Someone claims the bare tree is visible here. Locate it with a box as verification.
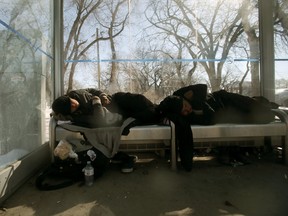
[64,0,129,92]
[274,0,288,53]
[239,0,260,95]
[0,0,30,81]
[121,45,205,102]
[96,0,129,92]
[0,0,51,153]
[143,0,247,91]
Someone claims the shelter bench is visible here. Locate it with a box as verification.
[49,109,288,171]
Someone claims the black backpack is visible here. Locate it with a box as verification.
[35,147,109,190]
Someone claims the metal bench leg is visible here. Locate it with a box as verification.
[170,121,177,171]
[273,109,288,165]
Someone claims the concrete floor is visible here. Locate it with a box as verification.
[0,152,288,216]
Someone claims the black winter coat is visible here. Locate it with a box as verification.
[67,88,107,127]
[174,84,276,125]
[106,92,162,125]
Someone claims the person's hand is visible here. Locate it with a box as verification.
[92,96,101,105]
[184,90,194,101]
[100,94,111,106]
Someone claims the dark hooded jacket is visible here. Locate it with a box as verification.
[105,92,162,125]
[174,84,277,125]
[67,88,111,128]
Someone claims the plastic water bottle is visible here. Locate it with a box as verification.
[83,161,94,186]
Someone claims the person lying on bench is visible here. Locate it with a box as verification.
[52,88,162,127]
[158,84,279,169]
[51,88,140,173]
[171,84,278,124]
[51,88,122,127]
[51,88,163,173]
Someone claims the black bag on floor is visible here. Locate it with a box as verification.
[35,147,109,191]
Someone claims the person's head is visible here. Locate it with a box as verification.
[52,95,79,115]
[181,99,193,116]
[158,95,192,116]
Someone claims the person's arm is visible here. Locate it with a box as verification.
[85,88,111,106]
[90,96,107,127]
[173,84,207,98]
[85,88,104,96]
[71,96,107,128]
[173,84,208,110]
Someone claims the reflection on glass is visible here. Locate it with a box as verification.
[0,0,52,169]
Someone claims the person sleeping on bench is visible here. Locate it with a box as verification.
[51,88,163,174]
[158,84,279,170]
